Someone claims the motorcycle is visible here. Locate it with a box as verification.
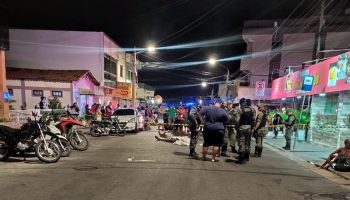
[56,109,89,151]
[90,117,126,137]
[41,117,72,157]
[0,111,61,163]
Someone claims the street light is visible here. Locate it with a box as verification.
[133,44,156,107]
[207,57,230,102]
[201,82,207,87]
[208,57,217,66]
[147,45,156,53]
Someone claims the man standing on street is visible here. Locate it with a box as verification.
[221,100,240,157]
[199,99,229,162]
[168,106,177,130]
[253,103,268,157]
[283,109,296,150]
[237,98,255,164]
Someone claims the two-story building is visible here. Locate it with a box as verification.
[6,29,138,108]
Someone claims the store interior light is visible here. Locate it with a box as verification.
[282,98,286,101]
[319,93,326,97]
[297,96,302,99]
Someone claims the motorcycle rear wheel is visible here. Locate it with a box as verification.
[0,140,10,161]
[35,140,61,163]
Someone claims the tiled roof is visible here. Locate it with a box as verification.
[6,67,100,86]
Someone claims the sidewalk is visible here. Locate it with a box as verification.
[264,132,350,180]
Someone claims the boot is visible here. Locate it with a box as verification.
[254,146,259,157]
[231,145,238,153]
[237,153,246,164]
[282,145,290,150]
[221,145,229,157]
[189,149,199,157]
[258,147,263,157]
[245,152,250,162]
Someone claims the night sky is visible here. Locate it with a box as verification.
[3,0,321,98]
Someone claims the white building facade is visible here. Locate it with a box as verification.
[6,29,136,108]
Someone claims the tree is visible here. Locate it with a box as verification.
[48,97,64,109]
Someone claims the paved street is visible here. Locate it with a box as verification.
[0,129,349,200]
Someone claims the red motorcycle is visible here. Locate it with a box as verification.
[56,110,89,151]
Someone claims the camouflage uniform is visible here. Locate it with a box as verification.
[284,114,296,150]
[222,106,240,154]
[188,109,199,156]
[254,110,268,157]
[237,106,254,163]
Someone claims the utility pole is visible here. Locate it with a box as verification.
[313,0,326,64]
[309,0,326,143]
[225,69,230,102]
[132,47,137,108]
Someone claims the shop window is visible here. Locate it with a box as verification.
[324,94,338,115]
[104,55,117,88]
[32,90,43,97]
[8,88,13,96]
[52,91,63,97]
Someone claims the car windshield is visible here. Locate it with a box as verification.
[113,109,135,116]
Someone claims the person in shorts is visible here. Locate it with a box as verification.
[157,105,166,133]
[199,98,229,162]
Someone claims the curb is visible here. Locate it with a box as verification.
[265,141,350,181]
[263,141,286,152]
[307,161,350,181]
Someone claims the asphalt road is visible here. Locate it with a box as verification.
[0,129,349,200]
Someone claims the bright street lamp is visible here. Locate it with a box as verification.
[201,82,207,87]
[147,45,156,53]
[208,57,217,66]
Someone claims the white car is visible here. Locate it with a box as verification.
[112,108,144,132]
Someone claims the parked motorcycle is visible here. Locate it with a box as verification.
[0,112,61,163]
[56,110,89,151]
[41,117,72,157]
[90,117,127,137]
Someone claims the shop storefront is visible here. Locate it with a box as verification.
[271,51,350,147]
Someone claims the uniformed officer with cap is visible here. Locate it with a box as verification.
[253,103,268,157]
[221,99,240,156]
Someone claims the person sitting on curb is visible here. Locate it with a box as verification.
[321,139,350,171]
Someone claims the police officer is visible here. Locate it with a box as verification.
[221,100,240,157]
[188,107,200,157]
[237,98,255,164]
[253,103,268,157]
[283,109,296,150]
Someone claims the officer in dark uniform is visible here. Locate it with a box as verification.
[237,98,255,164]
[283,110,296,150]
[188,107,200,157]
